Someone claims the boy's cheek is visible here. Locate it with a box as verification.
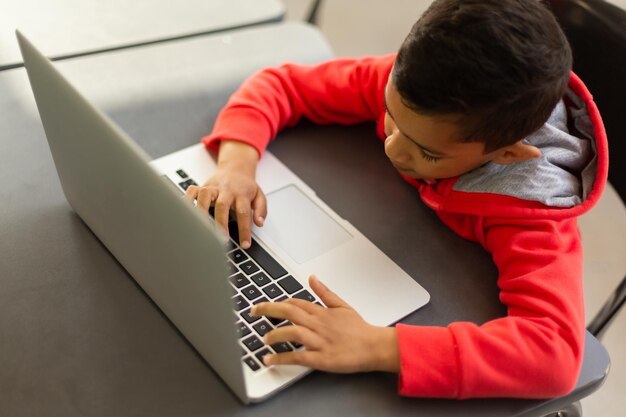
[383,114,394,137]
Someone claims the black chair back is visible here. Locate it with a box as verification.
[549,0,626,200]
[548,0,626,339]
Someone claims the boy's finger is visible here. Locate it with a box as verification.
[196,188,217,212]
[252,188,267,227]
[251,302,310,326]
[282,297,324,314]
[263,324,321,350]
[263,350,318,368]
[309,275,349,309]
[234,197,252,249]
[214,194,233,238]
[184,184,200,201]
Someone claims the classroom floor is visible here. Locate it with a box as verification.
[281,1,626,415]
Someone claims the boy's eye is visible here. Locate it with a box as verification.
[420,150,441,163]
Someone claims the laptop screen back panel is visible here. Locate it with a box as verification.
[17,32,249,403]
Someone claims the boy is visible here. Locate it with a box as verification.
[185,0,608,398]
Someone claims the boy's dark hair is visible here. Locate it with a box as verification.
[392,0,572,153]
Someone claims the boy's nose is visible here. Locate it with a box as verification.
[384,133,411,163]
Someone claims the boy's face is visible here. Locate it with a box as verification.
[383,80,497,181]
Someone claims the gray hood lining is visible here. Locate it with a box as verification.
[452,88,598,208]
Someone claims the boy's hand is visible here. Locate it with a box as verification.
[184,141,266,249]
[251,275,401,374]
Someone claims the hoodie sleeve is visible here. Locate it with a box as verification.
[201,55,394,156]
[396,215,585,398]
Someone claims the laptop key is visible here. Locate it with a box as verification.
[240,308,261,324]
[277,275,303,294]
[253,320,273,337]
[235,321,251,338]
[267,316,285,326]
[271,342,293,353]
[232,295,249,312]
[250,272,271,287]
[245,239,288,279]
[242,335,264,352]
[243,356,261,371]
[241,285,263,301]
[292,289,316,303]
[228,249,249,264]
[262,283,285,299]
[255,347,274,366]
[228,221,240,243]
[253,296,269,305]
[239,260,260,276]
[178,178,197,190]
[229,273,250,289]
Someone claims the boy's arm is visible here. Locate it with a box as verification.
[252,216,585,398]
[196,55,394,246]
[396,216,585,398]
[203,55,393,157]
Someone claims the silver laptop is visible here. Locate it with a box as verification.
[17,31,429,403]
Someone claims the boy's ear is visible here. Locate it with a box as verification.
[490,141,542,165]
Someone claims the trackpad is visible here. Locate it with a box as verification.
[253,185,352,264]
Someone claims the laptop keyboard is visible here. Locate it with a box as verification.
[176,170,320,372]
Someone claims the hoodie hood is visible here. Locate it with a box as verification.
[406,72,608,220]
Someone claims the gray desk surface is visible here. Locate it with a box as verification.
[0,0,284,70]
[0,22,609,417]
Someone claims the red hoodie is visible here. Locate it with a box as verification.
[201,54,609,399]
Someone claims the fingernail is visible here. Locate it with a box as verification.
[258,217,265,226]
[263,355,272,365]
[250,306,257,315]
[242,240,250,249]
